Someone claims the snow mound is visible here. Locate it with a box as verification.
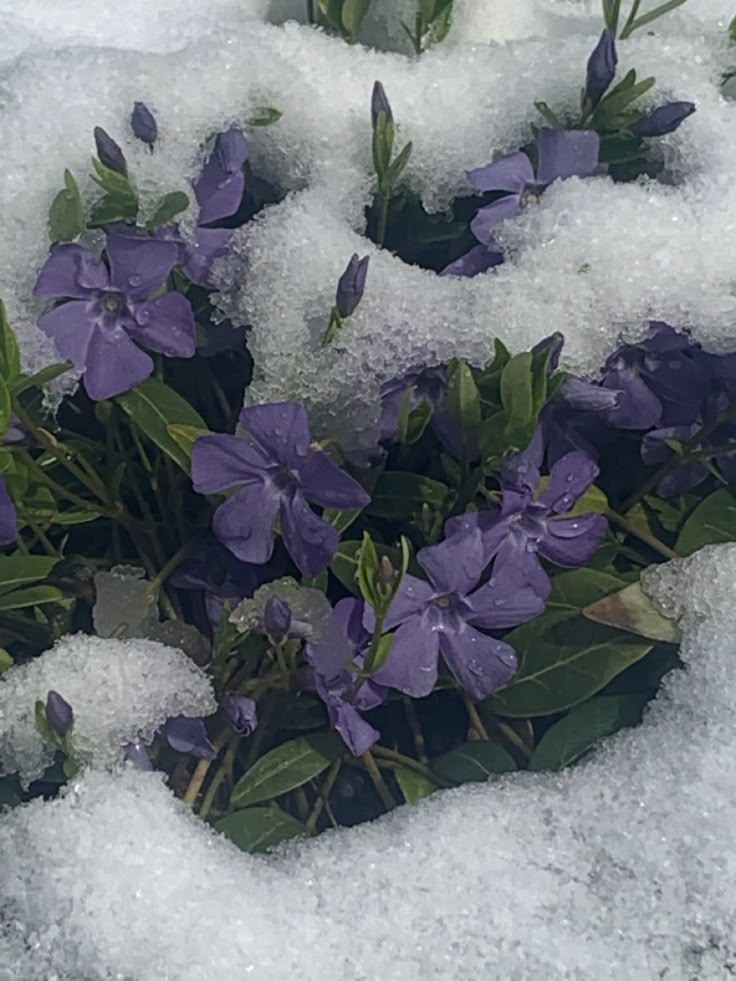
[0,634,215,786]
[2,545,736,979]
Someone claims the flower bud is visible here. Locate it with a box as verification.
[631,102,695,138]
[131,102,157,147]
[377,555,395,586]
[263,596,292,642]
[585,30,617,108]
[335,254,369,319]
[222,694,258,736]
[123,741,153,770]
[46,690,73,736]
[371,81,393,129]
[93,126,127,176]
[532,332,564,374]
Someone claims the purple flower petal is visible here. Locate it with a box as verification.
[439,626,517,701]
[0,478,17,546]
[106,234,179,301]
[471,195,524,243]
[603,367,662,429]
[123,741,154,770]
[440,244,504,278]
[494,537,551,600]
[195,127,248,225]
[129,292,196,358]
[299,451,370,510]
[84,327,153,400]
[376,574,435,631]
[162,715,216,759]
[559,376,621,412]
[238,402,311,468]
[535,128,600,185]
[586,29,617,108]
[182,227,232,287]
[34,244,109,299]
[212,483,280,564]
[467,152,534,193]
[371,616,439,698]
[279,492,338,577]
[192,434,272,493]
[416,529,485,596]
[465,568,545,629]
[222,694,257,735]
[38,300,97,369]
[316,678,380,757]
[538,450,600,514]
[540,513,608,567]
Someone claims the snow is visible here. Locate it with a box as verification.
[0,0,734,445]
[1,545,735,978]
[0,634,215,786]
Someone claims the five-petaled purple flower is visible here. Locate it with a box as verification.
[192,402,370,577]
[447,430,608,600]
[34,234,196,400]
[307,598,386,756]
[364,529,544,701]
[468,128,600,245]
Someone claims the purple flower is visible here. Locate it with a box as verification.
[641,423,708,496]
[440,243,504,279]
[193,127,248,226]
[307,598,385,757]
[170,536,262,624]
[161,715,216,759]
[34,235,196,400]
[335,254,369,318]
[364,530,544,701]
[0,479,17,547]
[602,322,710,430]
[46,690,73,736]
[94,126,127,176]
[371,81,393,127]
[631,102,695,138]
[379,365,471,457]
[222,694,258,736]
[191,402,370,577]
[263,596,292,641]
[586,30,617,108]
[468,128,600,243]
[123,741,154,770]
[131,102,157,147]
[447,431,608,600]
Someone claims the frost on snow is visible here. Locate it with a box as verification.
[1,545,736,979]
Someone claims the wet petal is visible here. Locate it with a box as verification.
[106,233,179,301]
[212,482,280,564]
[540,513,608,567]
[84,328,153,400]
[34,244,109,299]
[38,300,97,369]
[494,537,551,600]
[299,451,370,510]
[162,716,216,759]
[371,616,439,697]
[280,492,338,577]
[417,528,485,596]
[238,402,311,467]
[470,195,524,244]
[375,574,435,631]
[439,625,518,701]
[535,128,600,185]
[603,367,662,430]
[539,450,600,514]
[194,128,248,225]
[467,152,534,193]
[181,227,232,287]
[440,244,504,278]
[191,434,272,493]
[465,568,545,629]
[129,292,196,359]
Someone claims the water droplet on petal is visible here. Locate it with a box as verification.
[128,274,142,287]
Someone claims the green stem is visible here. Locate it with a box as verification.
[462,692,489,741]
[606,509,679,561]
[371,745,453,788]
[17,450,108,515]
[199,734,240,820]
[305,756,342,836]
[403,696,427,763]
[376,192,390,248]
[306,0,316,24]
[149,540,194,591]
[361,750,397,811]
[619,0,642,38]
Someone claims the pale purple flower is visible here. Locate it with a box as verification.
[34,234,196,400]
[46,691,73,736]
[193,127,248,225]
[586,30,617,108]
[161,715,216,759]
[170,536,262,623]
[94,126,127,175]
[335,254,369,318]
[468,128,600,243]
[191,402,370,577]
[123,741,154,770]
[131,102,157,147]
[447,430,608,600]
[0,479,16,547]
[631,102,695,138]
[222,694,258,736]
[365,530,544,701]
[307,598,385,757]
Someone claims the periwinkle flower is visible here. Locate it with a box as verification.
[192,402,370,577]
[379,365,471,458]
[46,690,73,736]
[34,234,196,400]
[263,596,292,642]
[468,128,600,244]
[123,741,154,771]
[161,715,216,760]
[364,530,545,701]
[335,254,369,318]
[586,29,618,108]
[440,242,504,279]
[222,694,258,736]
[307,598,385,757]
[371,81,393,127]
[93,126,127,176]
[193,126,249,225]
[0,479,16,547]
[447,431,608,600]
[131,102,157,147]
[170,536,262,624]
[631,101,696,138]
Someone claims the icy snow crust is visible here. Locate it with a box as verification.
[1,0,736,444]
[1,545,736,979]
[0,634,215,786]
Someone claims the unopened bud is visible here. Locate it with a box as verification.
[93,126,127,176]
[131,102,157,147]
[263,596,292,642]
[222,694,258,735]
[335,254,369,319]
[371,81,393,129]
[377,555,395,586]
[46,690,73,736]
[631,101,695,138]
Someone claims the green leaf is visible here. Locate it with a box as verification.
[485,614,652,718]
[13,360,72,394]
[0,585,65,611]
[166,424,211,463]
[48,170,85,244]
[148,191,190,228]
[645,494,687,533]
[675,488,736,556]
[476,337,511,406]
[730,13,736,41]
[500,353,534,433]
[368,472,448,519]
[620,0,688,38]
[545,567,625,614]
[215,806,305,853]
[370,632,394,672]
[323,506,363,536]
[583,580,681,644]
[54,509,100,526]
[248,106,283,127]
[230,733,343,808]
[372,114,394,179]
[0,555,59,597]
[528,694,649,771]
[116,377,207,473]
[535,480,609,517]
[431,741,516,784]
[357,532,380,608]
[385,141,413,187]
[535,100,564,128]
[394,765,436,804]
[0,648,13,674]
[598,75,656,118]
[431,0,454,41]
[341,0,371,38]
[448,358,481,437]
[91,158,131,195]
[34,699,54,744]
[417,0,437,29]
[331,540,402,595]
[0,301,21,382]
[0,376,11,435]
[89,192,139,226]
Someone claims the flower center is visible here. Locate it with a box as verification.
[521,188,542,207]
[272,467,301,495]
[102,292,124,315]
